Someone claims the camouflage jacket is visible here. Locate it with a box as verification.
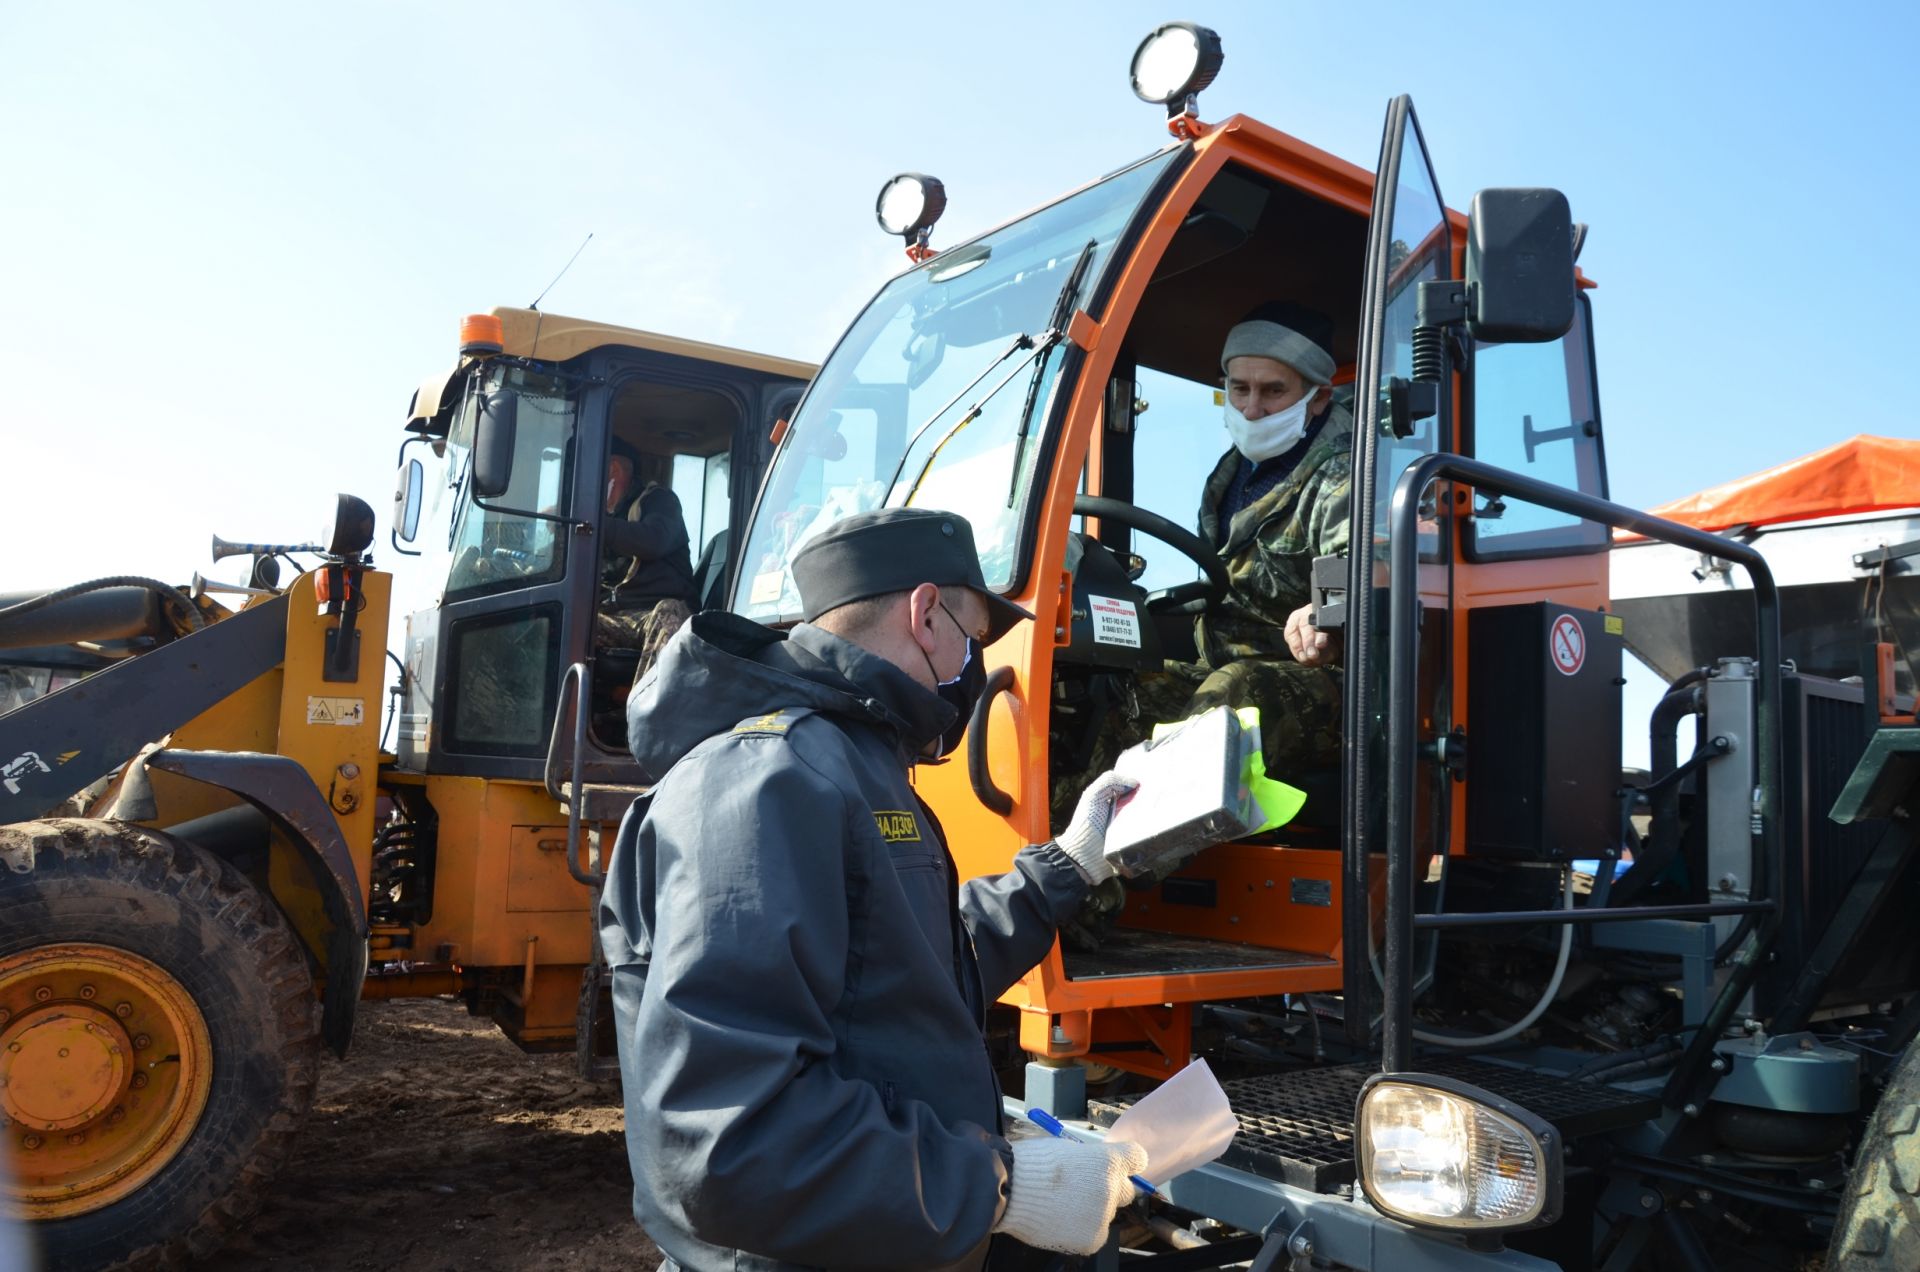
[1193,402,1353,667]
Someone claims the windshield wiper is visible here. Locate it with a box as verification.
[1005,238,1097,505]
[879,332,1034,505]
[895,335,1063,507]
[880,238,1100,510]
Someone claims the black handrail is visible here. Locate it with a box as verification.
[968,666,1017,815]
[1377,454,1783,1076]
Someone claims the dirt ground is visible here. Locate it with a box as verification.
[200,997,663,1272]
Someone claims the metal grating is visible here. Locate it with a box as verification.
[1089,1057,1660,1192]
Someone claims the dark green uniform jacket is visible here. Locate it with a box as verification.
[599,613,1089,1271]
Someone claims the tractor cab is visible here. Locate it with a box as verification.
[392,308,811,781]
[733,40,1599,1077]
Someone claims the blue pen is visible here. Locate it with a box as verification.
[1024,1107,1158,1196]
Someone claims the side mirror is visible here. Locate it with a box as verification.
[471,387,519,499]
[1466,188,1575,343]
[394,456,424,544]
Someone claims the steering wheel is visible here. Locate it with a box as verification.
[1072,495,1228,611]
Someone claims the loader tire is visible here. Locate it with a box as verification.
[0,818,321,1271]
[1828,1037,1920,1269]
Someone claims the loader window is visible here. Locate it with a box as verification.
[445,604,563,755]
[444,366,577,599]
[1467,293,1607,559]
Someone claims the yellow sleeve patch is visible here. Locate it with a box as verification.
[732,711,796,736]
[872,810,922,843]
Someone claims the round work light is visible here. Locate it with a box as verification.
[875,173,947,240]
[1129,22,1224,108]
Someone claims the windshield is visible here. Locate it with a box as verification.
[733,149,1179,619]
[440,363,578,600]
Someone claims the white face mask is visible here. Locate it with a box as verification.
[1224,387,1321,463]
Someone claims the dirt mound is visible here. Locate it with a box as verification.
[199,997,661,1271]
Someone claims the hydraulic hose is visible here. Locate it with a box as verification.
[1567,1034,1683,1080]
[0,576,204,634]
[1614,684,1707,906]
[1413,868,1576,1050]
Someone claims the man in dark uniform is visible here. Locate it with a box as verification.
[596,441,698,676]
[599,507,1144,1270]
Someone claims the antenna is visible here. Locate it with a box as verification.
[529,232,594,311]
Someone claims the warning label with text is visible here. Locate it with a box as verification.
[1088,595,1142,648]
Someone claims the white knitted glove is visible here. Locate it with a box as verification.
[994,1136,1150,1255]
[1055,771,1137,885]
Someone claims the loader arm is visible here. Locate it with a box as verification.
[0,594,290,822]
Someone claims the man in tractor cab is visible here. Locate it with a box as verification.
[1142,301,1351,779]
[596,440,698,675]
[599,507,1146,1270]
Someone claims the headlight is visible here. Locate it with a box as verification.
[1129,22,1224,107]
[1356,1074,1561,1232]
[875,173,947,239]
[324,493,378,558]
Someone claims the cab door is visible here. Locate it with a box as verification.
[1340,95,1455,1035]
[425,360,588,781]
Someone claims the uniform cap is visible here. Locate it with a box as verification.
[793,507,1033,643]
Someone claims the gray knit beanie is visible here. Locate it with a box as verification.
[1220,320,1336,385]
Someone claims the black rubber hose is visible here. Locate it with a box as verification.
[1577,1051,1680,1083]
[0,575,204,633]
[1615,685,1706,905]
[1568,1034,1683,1079]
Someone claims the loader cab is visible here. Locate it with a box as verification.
[393,308,810,782]
[734,86,1603,1073]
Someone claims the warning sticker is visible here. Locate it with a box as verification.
[1088,595,1142,648]
[1549,614,1586,676]
[306,696,365,727]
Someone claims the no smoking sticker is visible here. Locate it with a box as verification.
[1549,614,1586,676]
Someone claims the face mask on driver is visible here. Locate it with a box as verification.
[1224,385,1322,464]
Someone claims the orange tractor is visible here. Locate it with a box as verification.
[722,23,1920,1270]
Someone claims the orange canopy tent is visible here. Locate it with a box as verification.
[1632,435,1920,535]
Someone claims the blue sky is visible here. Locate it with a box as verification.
[3,1,1911,616]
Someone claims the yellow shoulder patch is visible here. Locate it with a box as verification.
[732,710,796,736]
[872,810,922,843]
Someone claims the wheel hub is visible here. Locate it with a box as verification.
[0,943,212,1218]
[0,1004,131,1131]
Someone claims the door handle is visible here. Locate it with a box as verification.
[967,666,1018,815]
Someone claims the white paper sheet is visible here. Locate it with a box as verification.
[1105,1058,1240,1186]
